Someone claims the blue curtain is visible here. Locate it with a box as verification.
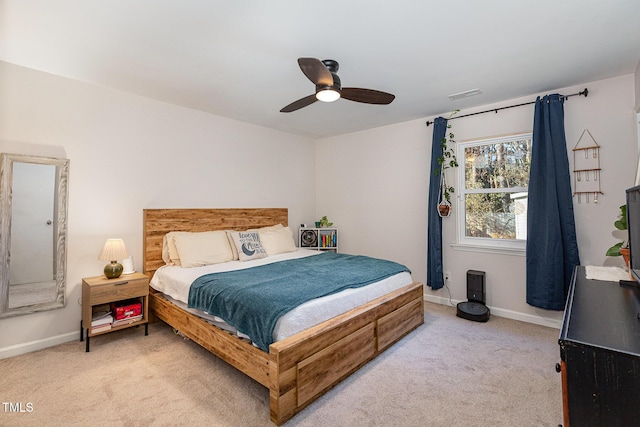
[526,94,580,310]
[427,117,448,290]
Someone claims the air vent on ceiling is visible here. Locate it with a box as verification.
[448,89,482,101]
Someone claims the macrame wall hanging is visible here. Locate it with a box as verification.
[572,129,602,203]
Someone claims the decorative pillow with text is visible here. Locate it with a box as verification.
[230,231,268,261]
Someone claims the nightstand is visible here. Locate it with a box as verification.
[81,271,149,352]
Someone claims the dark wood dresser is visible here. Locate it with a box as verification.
[559,266,640,426]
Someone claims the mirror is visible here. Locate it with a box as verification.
[0,153,69,317]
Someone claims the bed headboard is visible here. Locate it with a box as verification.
[142,208,288,277]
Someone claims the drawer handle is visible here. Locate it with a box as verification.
[114,281,129,286]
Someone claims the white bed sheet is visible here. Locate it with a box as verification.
[150,249,415,343]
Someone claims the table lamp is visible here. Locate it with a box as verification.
[98,238,129,279]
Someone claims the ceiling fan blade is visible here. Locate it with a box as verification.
[298,58,333,86]
[341,88,395,105]
[280,94,318,113]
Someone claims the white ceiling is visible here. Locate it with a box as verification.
[2,0,639,139]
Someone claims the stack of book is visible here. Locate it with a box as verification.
[91,305,113,333]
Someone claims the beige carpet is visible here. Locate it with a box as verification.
[0,302,562,426]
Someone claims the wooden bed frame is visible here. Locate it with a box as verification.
[143,208,424,425]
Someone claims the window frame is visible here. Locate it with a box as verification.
[455,132,532,252]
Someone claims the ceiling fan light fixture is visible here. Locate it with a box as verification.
[316,88,341,103]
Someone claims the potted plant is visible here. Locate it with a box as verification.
[318,216,333,228]
[434,111,459,217]
[606,205,629,268]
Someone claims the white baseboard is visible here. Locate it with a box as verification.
[0,331,78,360]
[423,294,562,330]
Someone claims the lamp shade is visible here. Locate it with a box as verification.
[98,239,129,262]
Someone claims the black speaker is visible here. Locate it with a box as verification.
[300,229,318,247]
[457,270,490,322]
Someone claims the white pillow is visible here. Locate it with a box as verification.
[259,226,297,256]
[229,231,268,262]
[226,231,239,261]
[162,231,188,266]
[172,231,234,268]
[247,223,284,234]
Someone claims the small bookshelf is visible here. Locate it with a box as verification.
[299,227,338,252]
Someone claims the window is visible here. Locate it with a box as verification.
[456,133,532,251]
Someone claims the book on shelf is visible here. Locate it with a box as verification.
[92,316,113,327]
[320,231,336,248]
[91,304,114,327]
[91,323,112,333]
[111,314,143,327]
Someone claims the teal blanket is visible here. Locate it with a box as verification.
[188,252,410,352]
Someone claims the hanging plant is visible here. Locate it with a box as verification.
[434,110,459,217]
[438,173,452,217]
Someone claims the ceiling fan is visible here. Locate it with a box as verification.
[280,58,395,113]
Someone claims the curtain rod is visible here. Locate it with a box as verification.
[425,88,588,127]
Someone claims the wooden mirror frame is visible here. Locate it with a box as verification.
[0,153,69,317]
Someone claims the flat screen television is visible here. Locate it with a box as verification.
[626,185,640,282]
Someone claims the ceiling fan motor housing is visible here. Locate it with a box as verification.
[317,73,341,93]
[321,59,339,72]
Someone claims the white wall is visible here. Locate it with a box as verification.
[0,61,316,357]
[1,59,636,357]
[634,59,640,111]
[315,120,430,278]
[317,74,638,328]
